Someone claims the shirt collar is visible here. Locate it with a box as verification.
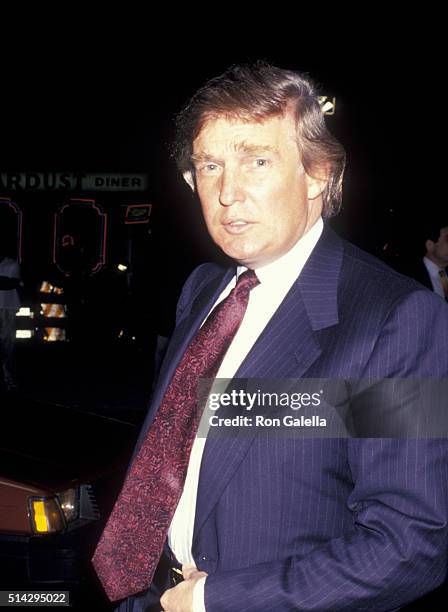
[237,217,324,289]
[423,256,446,278]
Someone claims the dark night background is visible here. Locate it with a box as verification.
[1,38,442,332]
[1,24,445,429]
[1,20,446,608]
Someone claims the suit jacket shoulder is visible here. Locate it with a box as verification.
[295,226,448,378]
[340,238,434,308]
[175,262,230,324]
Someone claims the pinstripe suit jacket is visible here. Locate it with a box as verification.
[133,224,448,611]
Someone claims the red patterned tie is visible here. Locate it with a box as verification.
[92,269,259,601]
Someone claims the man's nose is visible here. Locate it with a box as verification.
[218,169,245,207]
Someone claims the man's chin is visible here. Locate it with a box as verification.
[216,238,269,267]
[221,248,259,268]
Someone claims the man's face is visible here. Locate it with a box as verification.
[185,113,326,269]
[428,227,448,267]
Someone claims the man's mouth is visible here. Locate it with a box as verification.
[222,220,254,234]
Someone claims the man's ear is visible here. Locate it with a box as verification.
[426,239,435,253]
[305,167,329,201]
[183,170,195,192]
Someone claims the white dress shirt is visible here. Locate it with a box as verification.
[168,218,323,610]
[423,256,446,298]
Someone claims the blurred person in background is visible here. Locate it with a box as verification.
[0,248,21,392]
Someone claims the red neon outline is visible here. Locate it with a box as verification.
[124,203,152,225]
[53,199,107,276]
[0,197,23,263]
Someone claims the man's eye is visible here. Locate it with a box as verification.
[198,164,219,174]
[254,158,269,167]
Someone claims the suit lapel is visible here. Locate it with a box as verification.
[193,224,344,543]
[158,270,233,391]
[137,268,234,445]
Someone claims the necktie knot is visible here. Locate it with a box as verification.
[234,269,260,294]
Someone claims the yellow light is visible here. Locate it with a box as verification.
[30,498,65,533]
[33,502,48,533]
[33,501,49,533]
[117,264,128,272]
[43,328,67,342]
[40,281,51,293]
[40,281,64,295]
[40,303,67,318]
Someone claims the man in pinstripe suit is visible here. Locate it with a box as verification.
[116,63,448,611]
[400,221,448,300]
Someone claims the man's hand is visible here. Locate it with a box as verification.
[160,564,208,612]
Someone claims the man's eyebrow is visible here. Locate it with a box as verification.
[190,153,216,163]
[234,142,279,155]
[190,144,278,163]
